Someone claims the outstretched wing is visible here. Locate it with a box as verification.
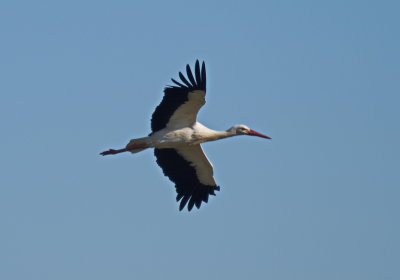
[154,145,220,211]
[151,60,207,133]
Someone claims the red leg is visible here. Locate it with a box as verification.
[100,148,129,156]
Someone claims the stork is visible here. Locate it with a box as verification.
[100,60,271,211]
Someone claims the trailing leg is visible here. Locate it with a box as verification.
[100,148,129,156]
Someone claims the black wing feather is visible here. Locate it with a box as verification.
[171,78,186,88]
[195,60,201,86]
[201,61,206,89]
[151,60,207,133]
[186,64,197,86]
[178,72,192,88]
[154,148,220,211]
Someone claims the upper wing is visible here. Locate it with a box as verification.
[151,60,207,133]
[154,145,220,211]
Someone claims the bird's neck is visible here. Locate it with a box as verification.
[192,123,236,143]
[204,129,236,142]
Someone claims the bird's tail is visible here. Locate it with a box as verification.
[125,137,150,153]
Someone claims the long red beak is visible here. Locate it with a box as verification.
[248,129,272,139]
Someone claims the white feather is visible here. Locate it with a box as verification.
[175,145,216,186]
[166,90,206,129]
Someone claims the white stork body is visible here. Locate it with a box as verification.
[101,60,271,211]
[134,123,233,149]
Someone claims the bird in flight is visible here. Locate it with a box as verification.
[101,60,271,211]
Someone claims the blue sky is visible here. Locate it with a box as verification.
[1,1,399,279]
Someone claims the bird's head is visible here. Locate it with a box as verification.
[228,125,271,139]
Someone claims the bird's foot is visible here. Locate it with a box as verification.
[100,148,129,156]
[100,149,120,156]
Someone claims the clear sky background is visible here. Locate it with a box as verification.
[1,1,399,279]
